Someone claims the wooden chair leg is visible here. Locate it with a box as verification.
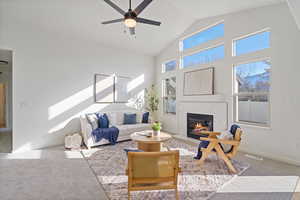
[198,142,216,165]
[128,191,131,200]
[175,187,179,200]
[215,144,237,173]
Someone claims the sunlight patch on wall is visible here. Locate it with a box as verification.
[13,143,33,153]
[48,93,113,134]
[127,74,144,92]
[48,76,113,120]
[48,102,111,134]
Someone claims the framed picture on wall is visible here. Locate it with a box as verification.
[94,74,131,103]
[114,75,131,103]
[94,74,114,103]
[183,67,214,96]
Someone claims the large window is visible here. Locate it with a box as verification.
[163,77,176,114]
[182,45,224,68]
[234,60,271,125]
[162,60,176,73]
[181,23,224,50]
[233,31,270,56]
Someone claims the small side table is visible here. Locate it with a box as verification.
[130,131,172,152]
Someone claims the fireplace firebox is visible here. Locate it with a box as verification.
[187,113,213,139]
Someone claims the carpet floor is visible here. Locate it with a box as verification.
[81,139,249,200]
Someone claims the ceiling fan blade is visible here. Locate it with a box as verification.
[134,0,153,15]
[129,27,135,35]
[103,0,126,15]
[102,18,123,24]
[136,17,161,26]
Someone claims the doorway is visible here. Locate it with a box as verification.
[0,49,13,153]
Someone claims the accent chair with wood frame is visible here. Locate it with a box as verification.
[196,126,243,173]
[126,150,181,200]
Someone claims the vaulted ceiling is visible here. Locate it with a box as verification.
[1,0,284,56]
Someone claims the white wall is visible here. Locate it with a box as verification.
[155,3,300,165]
[287,0,300,30]
[0,2,155,151]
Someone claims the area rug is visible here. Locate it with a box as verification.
[81,139,249,200]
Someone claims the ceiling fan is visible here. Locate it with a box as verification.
[102,0,161,35]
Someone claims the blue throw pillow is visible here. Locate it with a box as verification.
[97,113,109,128]
[123,113,137,125]
[142,112,150,123]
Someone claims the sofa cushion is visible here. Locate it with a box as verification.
[106,112,117,126]
[85,113,98,130]
[123,113,137,124]
[97,113,109,128]
[116,123,151,136]
[142,112,150,123]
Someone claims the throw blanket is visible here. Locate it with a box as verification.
[91,126,119,145]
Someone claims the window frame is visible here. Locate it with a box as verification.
[232,28,270,57]
[179,20,225,52]
[162,77,176,115]
[232,58,272,127]
[180,43,225,69]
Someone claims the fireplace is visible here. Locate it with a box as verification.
[187,113,213,139]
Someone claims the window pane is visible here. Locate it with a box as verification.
[164,77,176,96]
[164,97,176,114]
[182,45,224,68]
[235,60,271,94]
[234,31,270,56]
[237,95,269,125]
[182,23,224,50]
[163,77,176,114]
[163,60,176,72]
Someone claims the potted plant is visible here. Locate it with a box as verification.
[145,84,159,120]
[152,121,162,136]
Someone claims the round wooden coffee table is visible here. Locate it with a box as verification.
[130,131,172,152]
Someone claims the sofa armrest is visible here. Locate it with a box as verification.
[80,116,95,148]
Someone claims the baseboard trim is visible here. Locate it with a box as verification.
[239,147,300,167]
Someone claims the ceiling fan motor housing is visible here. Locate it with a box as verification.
[124,10,137,20]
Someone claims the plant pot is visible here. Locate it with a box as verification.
[152,130,160,136]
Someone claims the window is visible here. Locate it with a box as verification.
[181,23,224,50]
[163,77,176,114]
[162,60,176,73]
[233,31,270,56]
[234,60,271,125]
[182,45,224,68]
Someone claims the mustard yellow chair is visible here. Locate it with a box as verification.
[126,150,181,200]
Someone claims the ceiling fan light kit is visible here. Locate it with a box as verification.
[102,0,161,35]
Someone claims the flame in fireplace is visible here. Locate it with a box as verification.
[194,123,209,132]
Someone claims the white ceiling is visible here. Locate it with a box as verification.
[2,0,284,56]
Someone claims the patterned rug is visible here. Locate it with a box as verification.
[81,139,249,200]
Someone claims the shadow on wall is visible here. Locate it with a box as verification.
[18,74,146,151]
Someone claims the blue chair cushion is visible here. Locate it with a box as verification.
[123,113,137,124]
[97,113,109,128]
[230,124,240,137]
[142,112,150,123]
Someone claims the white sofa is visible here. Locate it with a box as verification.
[80,110,152,148]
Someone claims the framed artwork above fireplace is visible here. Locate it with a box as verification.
[183,67,214,96]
